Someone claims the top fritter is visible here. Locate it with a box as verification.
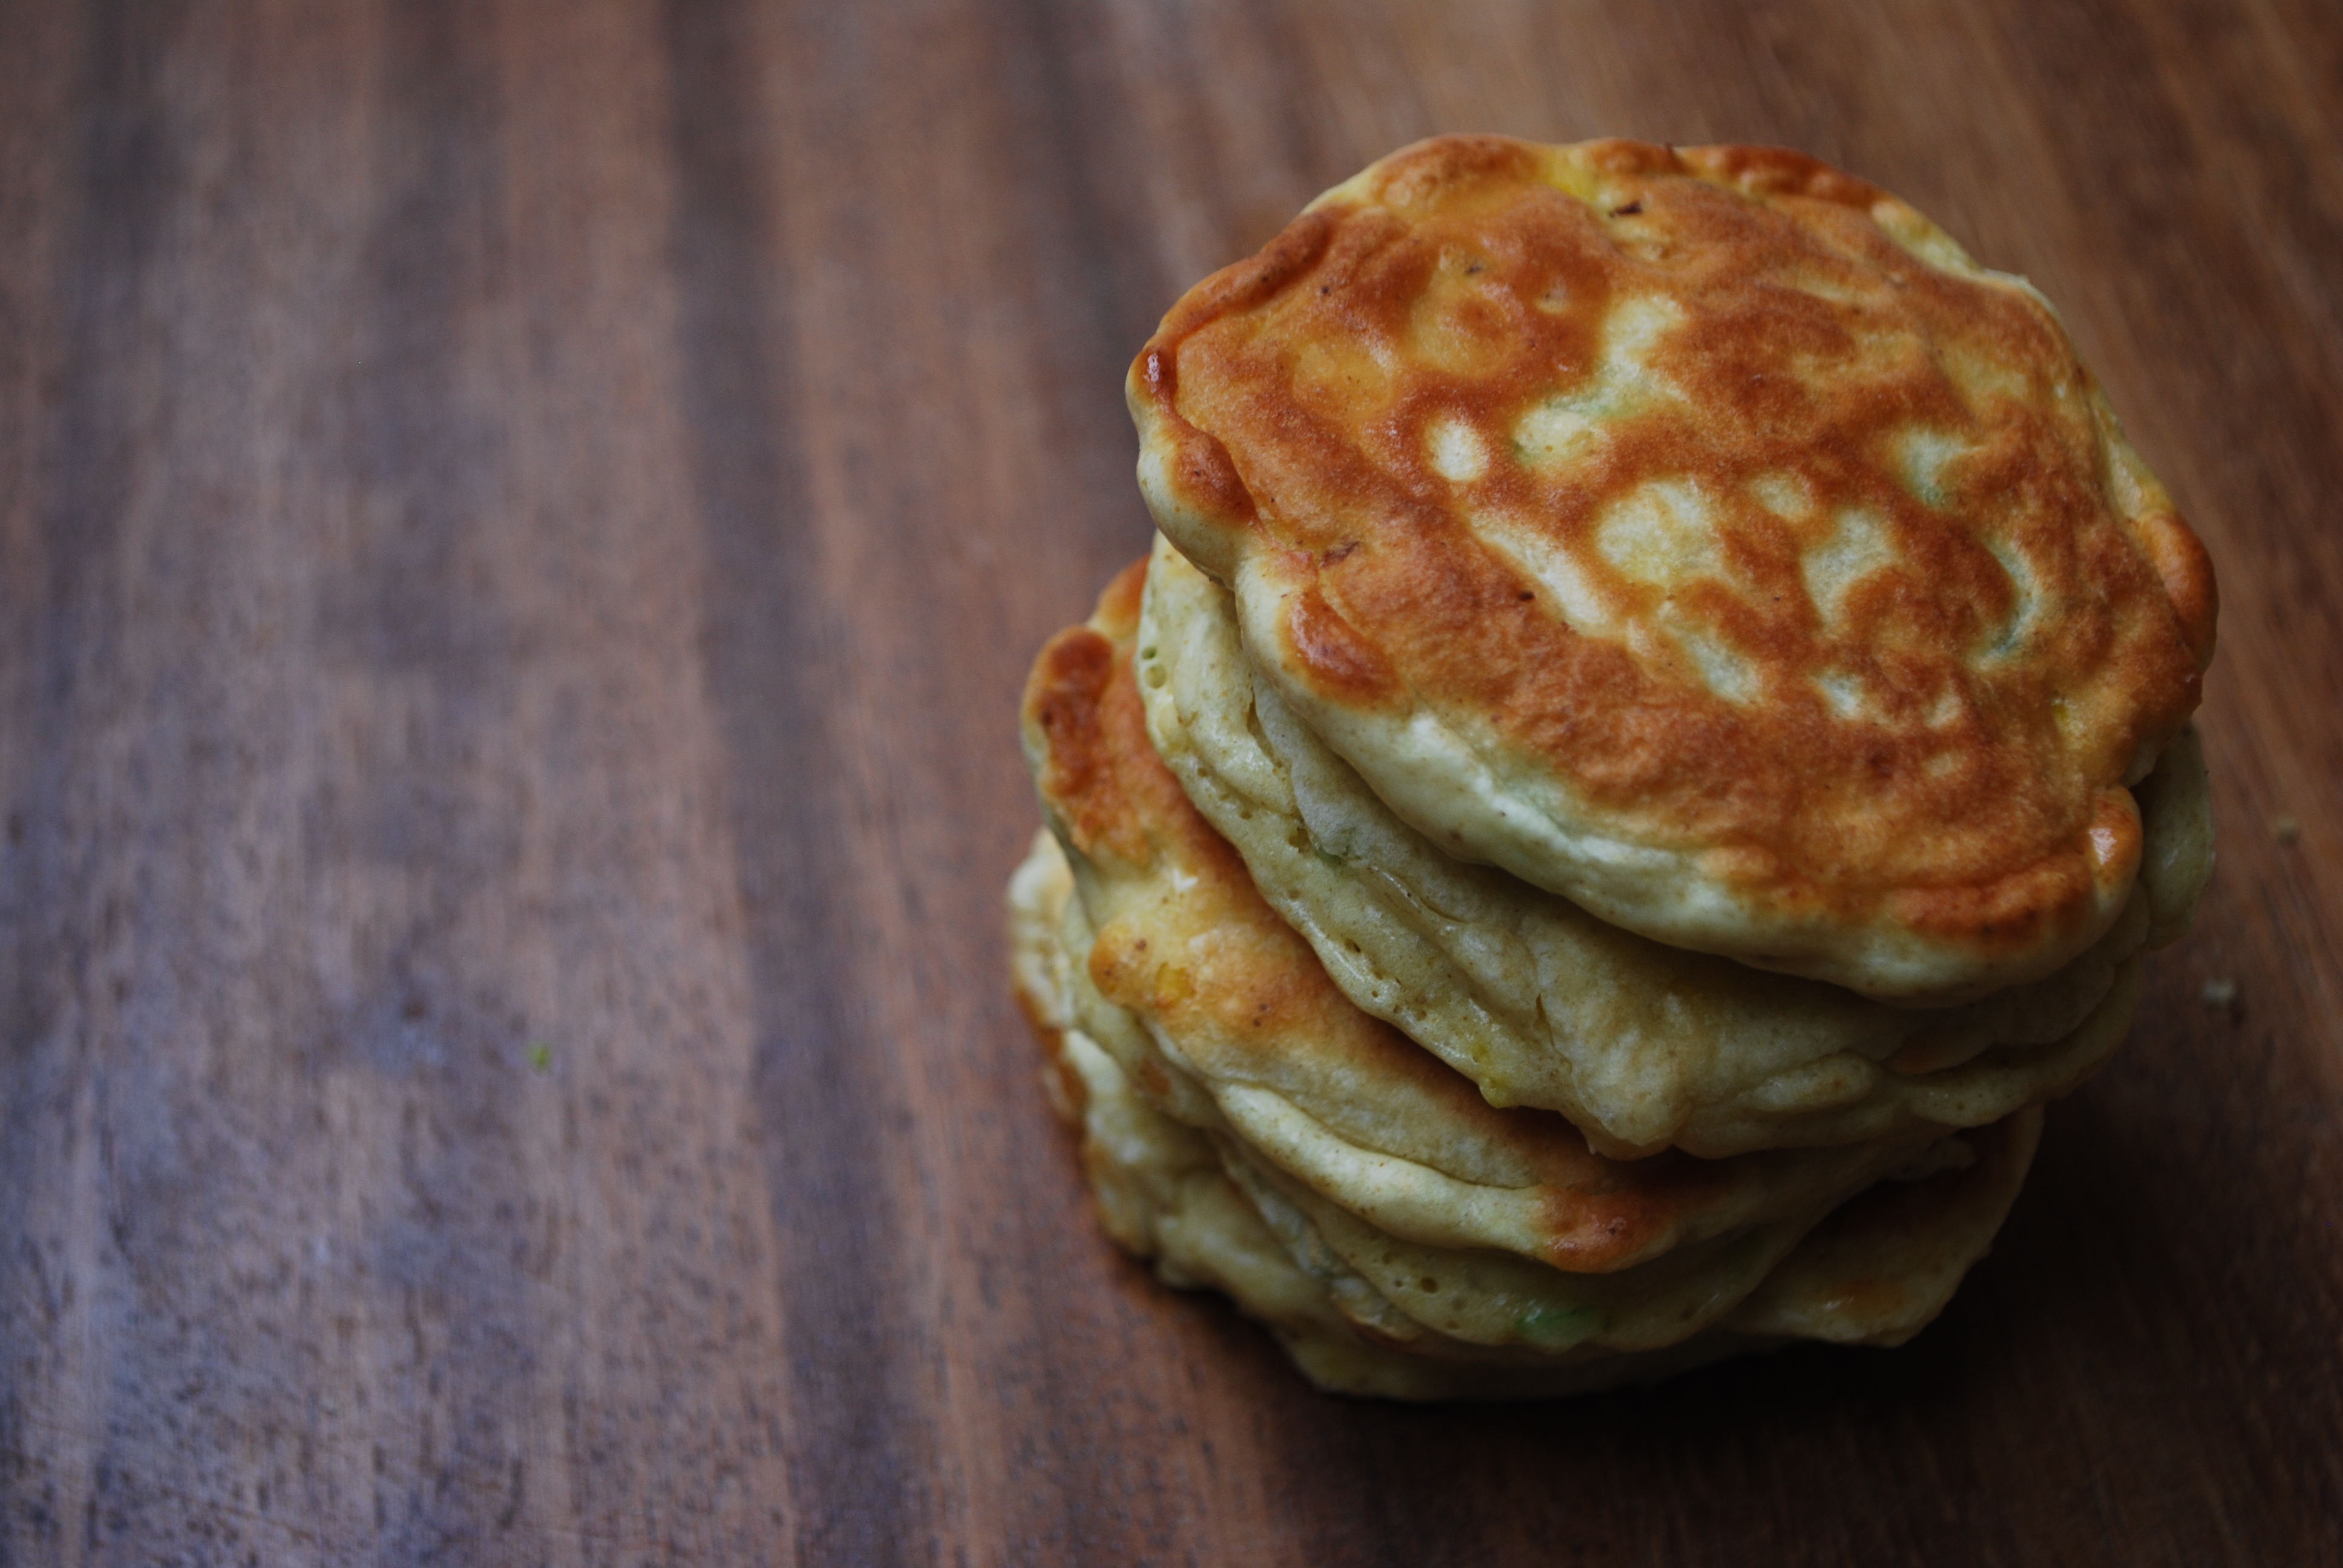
[1129,134,2215,1001]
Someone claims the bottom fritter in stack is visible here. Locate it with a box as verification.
[1009,549,2211,1399]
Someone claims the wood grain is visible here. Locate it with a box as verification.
[0,1,2336,1562]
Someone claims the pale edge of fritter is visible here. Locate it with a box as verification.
[1009,831,2040,1399]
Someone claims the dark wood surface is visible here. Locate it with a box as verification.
[2,1,2338,1562]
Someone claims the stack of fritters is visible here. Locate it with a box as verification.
[1012,136,2215,1398]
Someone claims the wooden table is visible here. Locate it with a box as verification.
[2,2,2337,1561]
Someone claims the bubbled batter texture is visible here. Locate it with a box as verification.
[1131,135,2214,999]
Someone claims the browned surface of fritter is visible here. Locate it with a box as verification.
[1023,561,1931,1273]
[1133,134,2214,970]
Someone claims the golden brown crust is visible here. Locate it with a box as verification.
[1022,561,1150,864]
[1279,564,1403,704]
[1130,134,2214,993]
[1021,557,1930,1272]
[2132,496,2220,668]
